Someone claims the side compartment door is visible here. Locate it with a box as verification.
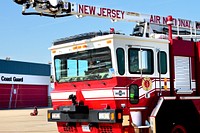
[174,56,192,94]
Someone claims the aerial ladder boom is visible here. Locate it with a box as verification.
[14,0,200,40]
[13,0,145,22]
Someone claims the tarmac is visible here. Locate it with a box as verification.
[0,107,58,133]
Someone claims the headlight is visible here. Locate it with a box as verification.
[51,113,61,119]
[98,112,110,120]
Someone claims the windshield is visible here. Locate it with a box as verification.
[54,47,112,83]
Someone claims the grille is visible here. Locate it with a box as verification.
[99,126,113,133]
[63,125,76,133]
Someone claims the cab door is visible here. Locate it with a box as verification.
[125,45,154,105]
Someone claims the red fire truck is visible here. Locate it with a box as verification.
[14,0,200,133]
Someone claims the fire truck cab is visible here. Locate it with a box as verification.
[47,29,200,133]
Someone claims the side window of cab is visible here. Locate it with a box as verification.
[116,48,125,75]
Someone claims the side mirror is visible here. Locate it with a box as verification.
[138,50,148,70]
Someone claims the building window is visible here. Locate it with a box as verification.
[157,51,167,74]
[128,48,154,74]
[116,48,125,75]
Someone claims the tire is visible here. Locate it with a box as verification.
[170,124,187,133]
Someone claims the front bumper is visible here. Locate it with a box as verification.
[48,105,122,123]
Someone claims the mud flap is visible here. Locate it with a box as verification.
[149,116,156,133]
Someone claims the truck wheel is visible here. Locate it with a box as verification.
[170,124,187,133]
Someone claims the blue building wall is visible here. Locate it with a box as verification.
[0,59,50,76]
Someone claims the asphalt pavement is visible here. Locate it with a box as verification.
[0,108,58,133]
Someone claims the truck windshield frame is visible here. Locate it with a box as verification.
[54,47,112,82]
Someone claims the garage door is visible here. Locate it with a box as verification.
[0,84,48,109]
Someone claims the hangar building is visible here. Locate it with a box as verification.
[0,59,50,109]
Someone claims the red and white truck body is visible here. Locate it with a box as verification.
[13,1,200,132]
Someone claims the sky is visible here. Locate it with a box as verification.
[1,0,200,64]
